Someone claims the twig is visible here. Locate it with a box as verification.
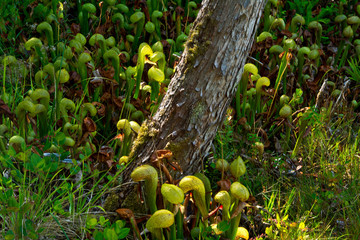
[247,56,270,70]
[331,77,351,115]
[315,78,328,110]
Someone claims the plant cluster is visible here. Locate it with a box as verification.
[1,0,360,239]
[226,0,360,165]
[121,152,252,240]
[1,0,202,165]
[219,0,360,238]
[0,0,202,239]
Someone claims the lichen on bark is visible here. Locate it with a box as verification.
[119,186,146,213]
[165,137,192,162]
[189,101,207,126]
[184,11,214,68]
[128,120,159,160]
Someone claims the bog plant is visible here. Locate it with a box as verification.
[1,0,360,239]
[125,154,252,239]
[0,0,205,238]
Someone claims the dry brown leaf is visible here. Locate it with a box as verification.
[83,117,96,132]
[217,179,231,191]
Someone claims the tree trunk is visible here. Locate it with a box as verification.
[113,0,266,209]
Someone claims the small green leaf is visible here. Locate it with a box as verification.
[30,153,42,166]
[104,228,117,240]
[117,228,130,239]
[99,216,108,226]
[86,218,98,229]
[115,220,126,230]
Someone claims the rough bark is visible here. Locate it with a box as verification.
[115,0,266,209]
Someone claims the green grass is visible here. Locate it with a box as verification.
[211,107,360,239]
[0,142,127,239]
[1,0,360,239]
[347,57,360,84]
